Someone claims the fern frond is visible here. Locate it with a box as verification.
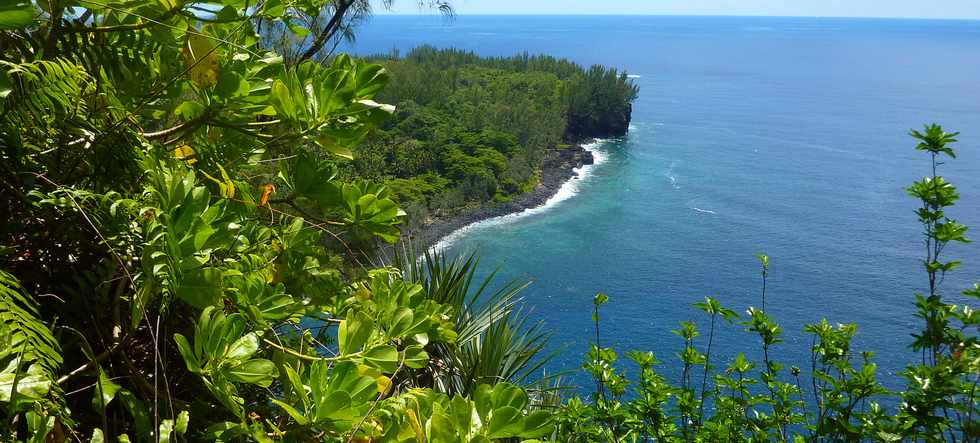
[0,270,63,407]
[0,58,91,126]
[56,28,164,97]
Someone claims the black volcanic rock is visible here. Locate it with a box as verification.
[567,102,633,139]
[394,143,597,253]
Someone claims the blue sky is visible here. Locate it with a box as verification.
[380,0,980,19]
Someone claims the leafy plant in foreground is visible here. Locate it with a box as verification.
[0,0,555,439]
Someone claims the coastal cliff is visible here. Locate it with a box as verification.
[397,140,601,252]
[568,102,633,139]
[354,46,638,253]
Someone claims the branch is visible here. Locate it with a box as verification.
[295,0,354,63]
[141,111,212,140]
[57,334,130,385]
[262,338,354,361]
[63,10,177,34]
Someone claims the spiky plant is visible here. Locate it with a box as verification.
[395,247,558,396]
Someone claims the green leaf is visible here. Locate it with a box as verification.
[159,419,174,443]
[92,370,122,413]
[519,411,553,438]
[490,383,527,410]
[402,345,428,369]
[0,0,34,29]
[315,135,354,160]
[429,409,458,443]
[363,345,399,373]
[387,307,414,338]
[202,422,243,440]
[117,390,151,436]
[173,333,202,373]
[283,365,310,411]
[448,395,472,430]
[338,311,373,355]
[175,410,189,435]
[486,406,523,438]
[225,332,259,362]
[0,366,51,401]
[215,71,250,100]
[25,411,55,443]
[174,101,206,120]
[225,358,278,387]
[287,22,310,37]
[315,390,352,422]
[175,267,224,309]
[353,63,388,98]
[215,4,239,21]
[271,398,309,425]
[0,69,12,99]
[269,79,295,120]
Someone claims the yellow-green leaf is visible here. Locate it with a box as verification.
[182,31,219,88]
[316,135,354,160]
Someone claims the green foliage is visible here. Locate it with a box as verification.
[0,2,552,441]
[397,251,556,397]
[375,383,553,442]
[346,46,638,224]
[2,0,976,439]
[0,271,65,428]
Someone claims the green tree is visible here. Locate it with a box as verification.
[0,2,554,441]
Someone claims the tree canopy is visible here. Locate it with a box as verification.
[349,46,638,225]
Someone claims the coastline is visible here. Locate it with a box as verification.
[396,140,602,253]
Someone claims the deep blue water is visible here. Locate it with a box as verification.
[344,16,980,392]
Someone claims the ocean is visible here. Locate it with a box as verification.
[343,16,980,391]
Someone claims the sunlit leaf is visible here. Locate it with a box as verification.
[182,30,220,88]
[0,0,34,29]
[173,145,198,165]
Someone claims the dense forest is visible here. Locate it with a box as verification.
[347,46,638,226]
[0,0,977,441]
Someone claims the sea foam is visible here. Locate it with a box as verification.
[431,140,609,252]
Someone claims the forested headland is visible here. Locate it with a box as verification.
[346,46,638,233]
[0,0,977,441]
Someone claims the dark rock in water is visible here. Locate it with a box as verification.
[566,102,633,139]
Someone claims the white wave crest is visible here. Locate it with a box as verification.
[691,207,716,215]
[431,140,609,252]
[664,160,680,190]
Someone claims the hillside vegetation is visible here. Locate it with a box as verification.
[0,1,977,441]
[348,46,638,224]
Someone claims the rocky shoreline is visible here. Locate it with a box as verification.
[397,142,597,253]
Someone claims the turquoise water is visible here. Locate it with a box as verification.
[345,16,980,390]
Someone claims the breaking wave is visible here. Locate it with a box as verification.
[431,139,610,252]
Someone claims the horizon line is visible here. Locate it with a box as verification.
[372,12,980,21]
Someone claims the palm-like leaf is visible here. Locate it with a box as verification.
[0,270,64,412]
[1,58,91,126]
[396,247,558,396]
